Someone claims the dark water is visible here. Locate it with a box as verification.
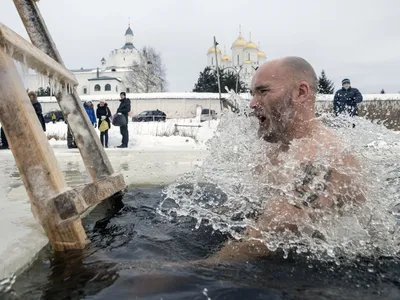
[6,187,400,300]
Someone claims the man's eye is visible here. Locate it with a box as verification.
[260,89,269,94]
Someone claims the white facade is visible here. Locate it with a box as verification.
[27,26,140,96]
[206,30,267,88]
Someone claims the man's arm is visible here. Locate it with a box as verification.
[353,88,363,104]
[333,91,340,115]
[118,99,131,114]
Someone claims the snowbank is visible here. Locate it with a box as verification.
[46,118,219,149]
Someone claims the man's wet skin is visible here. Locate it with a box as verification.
[206,57,365,263]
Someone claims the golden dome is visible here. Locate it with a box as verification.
[207,46,221,54]
[257,49,266,58]
[244,41,257,49]
[221,54,230,61]
[231,34,247,48]
[243,60,251,64]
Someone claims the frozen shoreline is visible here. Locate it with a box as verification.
[0,119,215,279]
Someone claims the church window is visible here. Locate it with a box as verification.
[105,84,111,91]
[116,86,118,92]
[237,55,239,65]
[126,88,130,93]
[83,87,87,94]
[94,84,101,91]
[248,53,250,61]
[211,57,214,66]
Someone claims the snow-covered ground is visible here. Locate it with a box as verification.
[46,118,218,150]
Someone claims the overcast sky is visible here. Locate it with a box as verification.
[2,0,400,93]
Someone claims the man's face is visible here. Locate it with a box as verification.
[120,94,125,100]
[342,83,351,90]
[249,63,294,142]
[29,95,35,103]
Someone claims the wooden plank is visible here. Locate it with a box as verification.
[0,23,77,87]
[0,46,87,251]
[13,0,127,186]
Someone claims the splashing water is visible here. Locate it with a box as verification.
[159,93,400,262]
[0,274,17,299]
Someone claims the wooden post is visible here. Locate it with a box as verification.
[0,47,87,251]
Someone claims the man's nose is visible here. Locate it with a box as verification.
[250,95,259,109]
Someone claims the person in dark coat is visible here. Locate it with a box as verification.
[117,92,131,148]
[333,78,363,117]
[84,101,97,127]
[65,119,77,149]
[28,91,46,132]
[96,99,112,148]
[0,127,8,149]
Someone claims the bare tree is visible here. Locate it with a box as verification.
[126,46,167,93]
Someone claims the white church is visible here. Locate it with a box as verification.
[27,26,139,96]
[206,29,267,87]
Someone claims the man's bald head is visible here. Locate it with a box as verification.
[250,56,319,143]
[280,57,318,93]
[253,56,318,94]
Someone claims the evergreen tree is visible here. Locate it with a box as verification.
[380,89,385,94]
[193,67,247,93]
[193,67,218,92]
[317,70,335,94]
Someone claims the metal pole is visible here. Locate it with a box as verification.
[235,66,243,93]
[213,36,222,110]
[236,69,239,93]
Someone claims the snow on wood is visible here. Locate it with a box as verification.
[0,23,77,89]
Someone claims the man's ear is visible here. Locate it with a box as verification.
[292,81,310,104]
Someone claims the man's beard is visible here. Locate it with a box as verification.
[257,92,293,143]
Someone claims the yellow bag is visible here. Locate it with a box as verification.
[99,120,109,132]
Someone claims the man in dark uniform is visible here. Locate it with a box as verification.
[333,78,363,117]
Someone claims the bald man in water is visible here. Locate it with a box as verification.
[209,57,365,262]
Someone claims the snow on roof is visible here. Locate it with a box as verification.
[70,67,96,73]
[36,92,400,103]
[121,43,135,50]
[87,76,122,82]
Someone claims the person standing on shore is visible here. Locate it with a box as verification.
[116,92,131,148]
[96,99,112,148]
[333,78,363,117]
[28,91,46,132]
[84,101,97,128]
